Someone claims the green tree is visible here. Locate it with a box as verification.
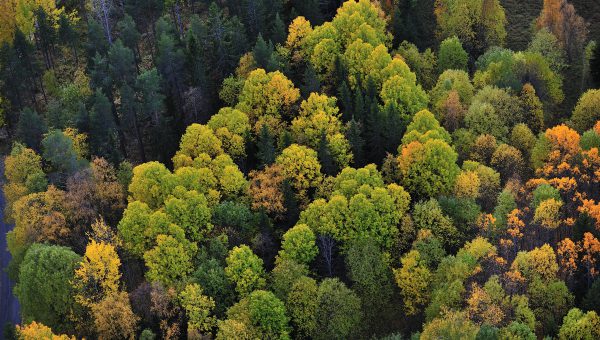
[42,130,85,183]
[278,224,318,265]
[397,138,460,199]
[15,244,81,333]
[286,276,318,339]
[16,108,47,151]
[220,290,290,339]
[434,0,507,56]
[89,89,120,163]
[225,245,266,297]
[558,308,600,340]
[438,36,468,72]
[144,234,197,286]
[314,278,362,340]
[571,89,600,133]
[179,283,216,335]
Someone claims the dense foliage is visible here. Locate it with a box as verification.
[1,0,600,339]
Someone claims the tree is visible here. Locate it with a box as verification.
[397,139,460,199]
[395,250,432,316]
[490,144,524,181]
[164,190,212,243]
[16,321,74,340]
[144,235,197,286]
[275,144,322,200]
[178,283,216,335]
[572,89,600,133]
[220,290,290,339]
[253,34,275,71]
[413,199,461,250]
[73,240,121,307]
[519,84,545,133]
[528,27,566,73]
[558,308,600,340]
[3,143,47,222]
[430,69,474,116]
[248,164,286,217]
[314,278,362,340]
[89,89,120,163]
[225,245,266,297]
[278,224,318,265]
[16,108,47,151]
[256,124,276,167]
[500,322,536,340]
[14,244,80,333]
[42,129,86,183]
[237,68,300,129]
[284,276,317,338]
[175,123,224,160]
[91,291,139,340]
[434,0,507,56]
[536,0,588,62]
[345,239,395,334]
[126,162,174,210]
[420,310,479,340]
[438,36,468,72]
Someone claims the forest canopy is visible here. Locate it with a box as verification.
[2,0,600,339]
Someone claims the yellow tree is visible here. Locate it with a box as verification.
[16,321,74,340]
[394,250,432,316]
[73,240,122,307]
[275,144,322,201]
[90,291,139,340]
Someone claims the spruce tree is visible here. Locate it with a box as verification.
[338,81,353,121]
[58,14,79,63]
[301,65,321,98]
[253,34,274,70]
[90,90,120,163]
[256,124,276,168]
[117,14,141,66]
[346,119,365,167]
[282,179,299,228]
[271,13,286,45]
[318,131,337,176]
[16,108,47,151]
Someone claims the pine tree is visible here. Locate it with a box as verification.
[58,14,78,63]
[271,13,286,45]
[108,40,136,87]
[318,131,337,176]
[90,89,120,163]
[256,124,276,168]
[13,29,42,105]
[282,179,299,228]
[253,34,274,70]
[16,108,47,151]
[301,65,321,98]
[156,32,186,113]
[366,103,385,164]
[35,8,57,70]
[292,0,324,25]
[117,14,141,67]
[119,84,146,162]
[346,119,365,167]
[338,81,353,121]
[353,88,366,122]
[381,102,408,154]
[87,19,109,65]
